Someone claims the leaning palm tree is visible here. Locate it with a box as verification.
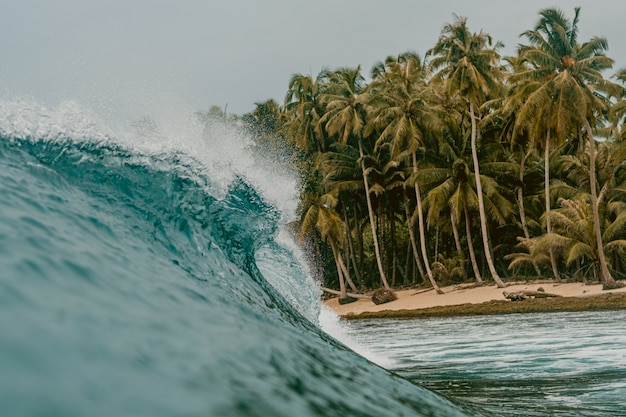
[299,192,356,300]
[511,7,622,286]
[320,67,392,289]
[508,11,577,281]
[427,15,507,287]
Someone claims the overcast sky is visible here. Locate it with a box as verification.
[2,1,625,124]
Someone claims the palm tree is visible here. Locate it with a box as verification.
[512,7,621,286]
[425,157,482,283]
[365,53,444,293]
[320,67,392,289]
[498,56,546,276]
[423,120,516,284]
[299,191,358,300]
[427,15,507,287]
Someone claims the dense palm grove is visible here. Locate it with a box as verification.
[236,8,626,299]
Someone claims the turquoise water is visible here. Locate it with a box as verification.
[342,311,626,416]
[0,101,476,417]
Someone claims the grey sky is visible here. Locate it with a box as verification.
[2,1,624,124]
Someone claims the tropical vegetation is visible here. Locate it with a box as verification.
[223,8,626,298]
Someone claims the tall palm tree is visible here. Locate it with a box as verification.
[498,56,545,276]
[320,67,392,289]
[365,53,444,293]
[512,7,621,286]
[427,15,507,287]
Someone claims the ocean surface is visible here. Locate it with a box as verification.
[341,311,626,416]
[1,100,624,417]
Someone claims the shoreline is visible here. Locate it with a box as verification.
[324,281,626,319]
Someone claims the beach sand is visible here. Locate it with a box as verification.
[325,281,626,318]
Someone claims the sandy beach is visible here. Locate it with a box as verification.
[325,281,626,318]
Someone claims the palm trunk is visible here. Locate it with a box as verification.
[544,130,562,281]
[337,249,358,293]
[470,102,505,287]
[465,205,483,283]
[413,152,444,294]
[583,119,616,286]
[359,140,390,289]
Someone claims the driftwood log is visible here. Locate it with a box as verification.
[503,290,563,301]
[321,287,371,300]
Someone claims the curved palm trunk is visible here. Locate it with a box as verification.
[544,131,562,281]
[337,249,358,293]
[470,103,506,287]
[584,119,616,286]
[464,206,483,283]
[413,153,444,294]
[358,140,390,289]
